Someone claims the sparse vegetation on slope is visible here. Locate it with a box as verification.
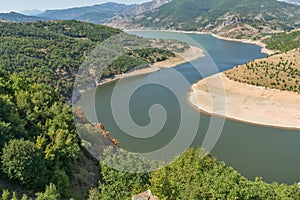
[226,28,300,92]
[225,49,300,92]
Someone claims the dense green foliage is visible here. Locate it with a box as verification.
[0,69,81,195]
[96,148,300,200]
[0,20,121,98]
[35,184,61,200]
[95,146,164,200]
[99,165,149,200]
[0,20,119,198]
[104,48,175,77]
[132,0,300,34]
[0,21,175,98]
[265,30,300,52]
[150,148,300,199]
[1,139,47,190]
[0,20,180,199]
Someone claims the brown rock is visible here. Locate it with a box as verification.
[96,123,105,130]
[111,139,120,147]
[132,190,159,200]
[74,107,89,123]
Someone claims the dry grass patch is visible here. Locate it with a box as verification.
[225,48,300,93]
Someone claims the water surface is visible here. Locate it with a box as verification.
[79,31,300,184]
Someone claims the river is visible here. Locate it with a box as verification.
[78,31,300,184]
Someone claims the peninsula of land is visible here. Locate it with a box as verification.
[189,49,300,129]
[99,45,204,85]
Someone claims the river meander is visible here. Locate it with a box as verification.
[78,31,300,184]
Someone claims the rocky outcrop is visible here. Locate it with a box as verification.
[96,123,120,147]
[122,0,172,17]
[132,190,159,200]
[106,0,172,29]
[74,107,120,147]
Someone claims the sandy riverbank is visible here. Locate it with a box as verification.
[99,45,204,85]
[189,73,300,130]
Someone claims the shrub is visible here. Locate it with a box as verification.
[1,139,48,190]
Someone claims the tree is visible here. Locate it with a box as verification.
[98,147,152,200]
[50,169,70,196]
[1,190,10,200]
[149,148,300,200]
[36,183,61,200]
[0,96,25,143]
[1,139,48,190]
[88,188,101,200]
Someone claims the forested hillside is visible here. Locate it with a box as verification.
[0,21,177,99]
[0,20,124,199]
[0,20,181,199]
[124,0,300,38]
[90,148,300,199]
[264,29,300,52]
[1,20,300,200]
[0,20,121,98]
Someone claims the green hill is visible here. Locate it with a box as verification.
[129,0,300,38]
[0,20,121,98]
[264,29,300,51]
[0,20,181,199]
[1,20,182,101]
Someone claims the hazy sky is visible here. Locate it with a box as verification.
[0,0,150,13]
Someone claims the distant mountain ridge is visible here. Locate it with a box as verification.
[0,0,171,24]
[38,0,171,24]
[0,12,48,22]
[119,0,300,38]
[38,2,135,24]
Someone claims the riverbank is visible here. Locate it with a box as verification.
[189,73,300,130]
[126,29,278,55]
[211,34,279,55]
[98,45,204,85]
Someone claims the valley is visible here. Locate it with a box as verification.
[0,0,300,199]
